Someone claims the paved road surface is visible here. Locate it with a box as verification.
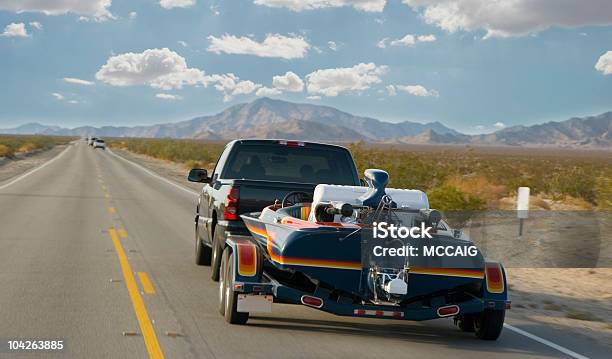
[0,142,606,358]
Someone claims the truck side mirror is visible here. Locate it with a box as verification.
[188,169,210,183]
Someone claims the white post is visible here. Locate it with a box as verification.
[517,187,530,236]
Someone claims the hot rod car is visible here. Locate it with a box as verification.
[217,169,510,340]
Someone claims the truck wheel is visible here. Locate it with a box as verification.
[223,250,249,325]
[195,219,212,265]
[456,315,475,332]
[210,228,223,281]
[474,309,505,340]
[218,248,230,316]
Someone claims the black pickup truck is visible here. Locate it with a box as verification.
[188,139,361,281]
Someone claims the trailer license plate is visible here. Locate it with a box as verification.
[237,294,273,313]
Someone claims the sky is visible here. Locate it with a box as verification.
[0,0,611,134]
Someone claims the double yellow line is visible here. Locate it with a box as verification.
[109,228,164,359]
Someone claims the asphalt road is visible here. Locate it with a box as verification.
[0,141,606,359]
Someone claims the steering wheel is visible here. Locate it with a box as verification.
[281,191,313,208]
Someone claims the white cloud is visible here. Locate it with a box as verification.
[254,0,386,12]
[29,21,43,30]
[0,0,114,21]
[128,11,137,20]
[272,71,304,92]
[328,41,338,51]
[177,40,188,47]
[388,33,436,47]
[51,92,65,100]
[63,77,95,86]
[210,4,220,15]
[306,63,387,97]
[474,125,485,131]
[67,100,79,104]
[417,34,436,42]
[1,23,29,37]
[402,0,612,38]
[159,0,196,9]
[376,38,388,48]
[95,48,207,90]
[207,33,310,59]
[396,84,439,97]
[494,122,506,129]
[156,93,182,100]
[307,95,321,100]
[206,73,261,102]
[386,85,397,96]
[595,51,612,75]
[256,87,282,97]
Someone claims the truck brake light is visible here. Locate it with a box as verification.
[279,140,304,147]
[224,187,239,221]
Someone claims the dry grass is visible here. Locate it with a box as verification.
[0,135,72,159]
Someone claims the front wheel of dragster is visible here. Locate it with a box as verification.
[474,309,505,340]
[221,248,249,325]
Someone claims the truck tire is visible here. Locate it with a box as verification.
[223,249,249,325]
[218,248,230,316]
[210,227,223,281]
[474,309,505,340]
[456,315,475,332]
[195,219,212,265]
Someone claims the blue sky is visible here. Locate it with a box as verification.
[1,0,611,134]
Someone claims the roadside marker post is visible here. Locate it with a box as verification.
[517,187,530,237]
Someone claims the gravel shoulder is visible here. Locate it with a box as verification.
[111,147,612,348]
[0,145,68,184]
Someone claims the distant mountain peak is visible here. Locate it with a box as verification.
[1,99,609,148]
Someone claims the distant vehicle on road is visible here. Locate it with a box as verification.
[88,137,97,146]
[93,139,106,150]
[187,139,361,281]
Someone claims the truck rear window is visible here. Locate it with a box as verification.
[222,144,358,185]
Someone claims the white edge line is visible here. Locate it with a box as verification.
[0,145,72,191]
[107,148,198,196]
[504,324,590,359]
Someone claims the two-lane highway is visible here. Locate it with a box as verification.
[0,142,603,358]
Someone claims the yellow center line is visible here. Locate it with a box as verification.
[108,207,116,214]
[109,228,164,359]
[138,272,156,294]
[119,228,127,238]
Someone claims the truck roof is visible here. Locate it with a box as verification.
[227,139,350,151]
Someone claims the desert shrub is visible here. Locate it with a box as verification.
[427,184,485,211]
[0,135,72,158]
[0,144,13,158]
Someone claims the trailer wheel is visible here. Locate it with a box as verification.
[474,309,505,340]
[218,248,230,316]
[456,315,475,332]
[223,249,249,325]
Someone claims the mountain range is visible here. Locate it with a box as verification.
[1,98,610,148]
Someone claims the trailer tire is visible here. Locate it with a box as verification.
[474,309,505,340]
[218,248,230,316]
[223,250,249,325]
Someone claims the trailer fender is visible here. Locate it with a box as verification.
[225,235,263,282]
